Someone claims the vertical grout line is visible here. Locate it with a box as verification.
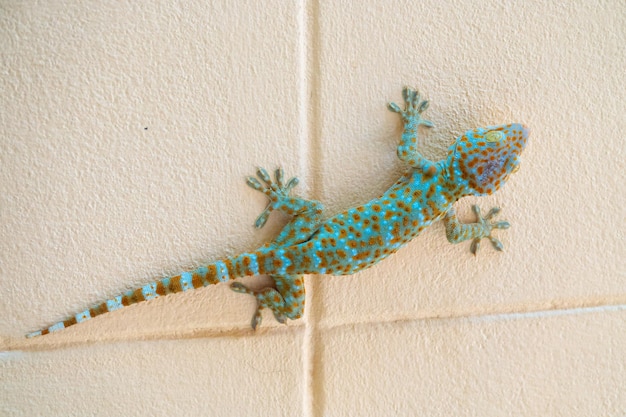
[298,0,321,416]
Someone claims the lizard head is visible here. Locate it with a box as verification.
[448,123,529,195]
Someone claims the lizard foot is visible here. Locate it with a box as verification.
[469,205,510,255]
[387,86,434,128]
[231,282,287,329]
[246,167,299,229]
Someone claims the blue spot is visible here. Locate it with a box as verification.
[312,251,321,268]
[142,282,158,300]
[107,296,123,311]
[215,261,229,282]
[49,322,66,332]
[161,277,171,293]
[75,310,91,323]
[247,254,259,275]
[180,272,193,291]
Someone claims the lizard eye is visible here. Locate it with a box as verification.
[485,131,505,143]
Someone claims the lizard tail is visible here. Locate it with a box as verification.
[26,251,267,338]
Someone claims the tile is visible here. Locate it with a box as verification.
[0,331,303,417]
[315,307,626,416]
[0,0,304,339]
[312,0,626,328]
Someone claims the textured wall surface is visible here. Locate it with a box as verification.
[1,1,624,416]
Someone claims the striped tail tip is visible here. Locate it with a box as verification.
[26,320,68,338]
[25,252,263,337]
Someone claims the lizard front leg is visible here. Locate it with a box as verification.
[233,167,318,328]
[443,205,511,255]
[245,167,323,247]
[388,86,437,176]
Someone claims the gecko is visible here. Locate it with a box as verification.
[26,87,529,337]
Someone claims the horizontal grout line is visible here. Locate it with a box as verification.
[2,324,302,353]
[316,300,626,330]
[4,300,625,353]
[467,303,626,322]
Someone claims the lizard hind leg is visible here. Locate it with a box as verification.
[231,274,305,329]
[246,167,323,247]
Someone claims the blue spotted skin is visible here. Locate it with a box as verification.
[26,87,529,337]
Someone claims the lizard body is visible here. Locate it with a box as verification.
[27,87,529,337]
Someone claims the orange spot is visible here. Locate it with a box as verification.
[133,288,145,302]
[285,252,296,274]
[316,251,327,269]
[354,251,370,260]
[426,184,436,199]
[192,273,203,288]
[64,317,78,327]
[156,281,166,295]
[224,259,234,275]
[169,275,183,293]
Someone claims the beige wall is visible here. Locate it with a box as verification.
[1,1,624,416]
